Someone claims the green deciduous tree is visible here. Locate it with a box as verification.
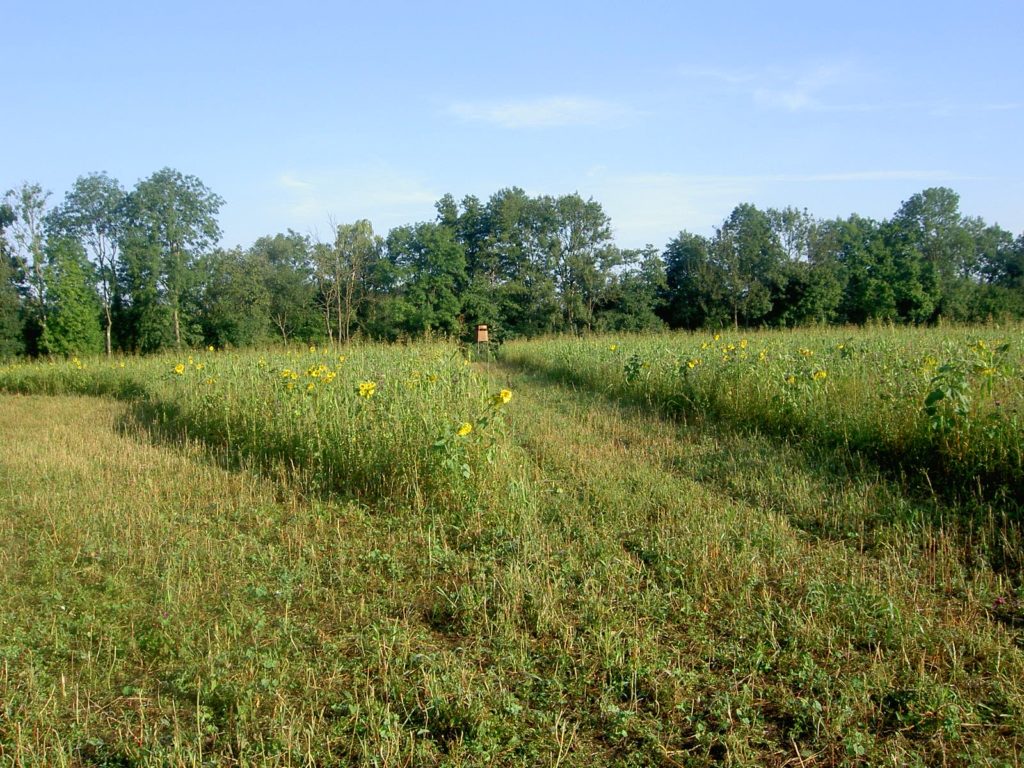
[196,248,272,347]
[712,204,786,328]
[537,193,618,332]
[122,169,223,348]
[3,183,50,353]
[40,238,103,356]
[888,187,975,322]
[386,222,466,336]
[0,203,25,358]
[334,220,384,343]
[251,231,320,343]
[47,172,127,356]
[662,231,717,328]
[596,246,667,331]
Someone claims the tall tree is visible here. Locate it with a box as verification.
[537,193,617,332]
[483,188,559,337]
[768,206,817,263]
[386,222,466,336]
[333,220,383,343]
[122,169,223,348]
[40,237,103,356]
[662,231,717,328]
[46,172,127,356]
[251,231,320,343]
[825,215,897,323]
[596,246,667,331]
[711,204,786,328]
[3,183,50,353]
[195,248,271,347]
[0,203,25,357]
[888,187,975,322]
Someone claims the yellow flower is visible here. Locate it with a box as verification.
[786,374,796,385]
[799,347,813,357]
[309,345,317,353]
[195,362,205,371]
[188,356,194,365]
[338,355,346,363]
[456,422,473,437]
[324,371,337,383]
[358,380,377,398]
[739,339,748,350]
[812,369,827,382]
[493,388,513,405]
[207,345,215,352]
[609,344,618,352]
[713,334,720,341]
[687,358,700,369]
[173,363,185,375]
[307,382,316,392]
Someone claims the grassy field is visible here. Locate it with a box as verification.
[1,329,1023,766]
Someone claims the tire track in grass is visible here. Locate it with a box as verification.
[484,361,1024,766]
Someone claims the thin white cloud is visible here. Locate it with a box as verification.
[753,64,851,111]
[274,167,439,236]
[757,170,979,183]
[679,61,869,112]
[581,168,980,248]
[678,61,1024,116]
[448,96,632,128]
[278,173,313,190]
[676,65,758,85]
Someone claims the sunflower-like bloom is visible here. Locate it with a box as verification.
[358,380,377,398]
[457,422,473,437]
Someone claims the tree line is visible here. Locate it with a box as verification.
[2,169,1022,357]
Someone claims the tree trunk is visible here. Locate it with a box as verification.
[105,305,112,357]
[173,307,181,348]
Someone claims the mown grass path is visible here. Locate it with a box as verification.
[2,384,1024,767]
[479,359,1024,766]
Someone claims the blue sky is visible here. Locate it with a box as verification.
[5,1,1023,249]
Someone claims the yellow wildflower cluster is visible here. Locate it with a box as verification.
[173,357,211,376]
[492,388,513,406]
[358,380,377,398]
[456,422,473,437]
[812,369,828,382]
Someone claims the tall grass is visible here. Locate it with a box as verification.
[3,333,1024,765]
[498,326,1024,506]
[0,343,511,510]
